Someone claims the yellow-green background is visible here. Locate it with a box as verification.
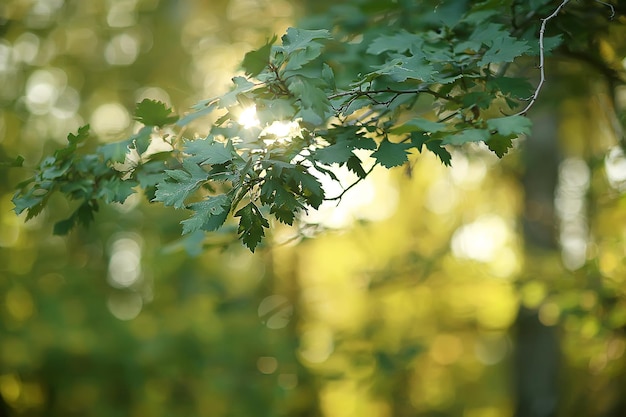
[1,1,626,416]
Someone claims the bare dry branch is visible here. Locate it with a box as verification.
[515,0,571,116]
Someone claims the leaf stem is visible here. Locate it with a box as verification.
[325,163,377,202]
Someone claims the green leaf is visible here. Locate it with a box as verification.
[442,129,490,145]
[321,63,336,91]
[478,35,530,66]
[487,77,534,99]
[372,57,436,82]
[487,115,532,136]
[97,177,137,204]
[313,135,376,165]
[53,202,97,235]
[153,160,208,209]
[255,98,297,124]
[184,138,236,166]
[67,124,90,146]
[486,134,514,157]
[530,34,563,56]
[372,139,413,168]
[279,28,331,73]
[284,47,324,72]
[287,76,331,118]
[461,91,493,110]
[53,214,76,235]
[54,125,90,160]
[134,99,178,127]
[425,140,452,166]
[12,185,48,217]
[40,157,71,180]
[242,35,276,77]
[176,100,218,127]
[313,142,357,165]
[470,23,507,44]
[280,27,332,54]
[220,77,256,108]
[391,118,448,134]
[0,155,24,168]
[461,9,500,26]
[261,178,303,225]
[129,126,153,155]
[135,160,168,189]
[98,140,131,163]
[286,167,325,209]
[346,154,367,178]
[181,194,232,234]
[367,31,422,55]
[234,202,269,252]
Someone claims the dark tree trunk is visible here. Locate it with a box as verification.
[514,111,562,417]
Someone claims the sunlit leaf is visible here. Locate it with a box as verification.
[487,115,532,136]
[280,27,332,54]
[181,194,232,234]
[242,35,276,76]
[442,129,490,145]
[153,160,208,209]
[134,99,178,127]
[219,77,256,108]
[184,138,237,166]
[287,76,331,118]
[372,139,413,168]
[392,118,448,134]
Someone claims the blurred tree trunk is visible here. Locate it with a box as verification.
[513,111,562,417]
[0,394,9,417]
[266,250,323,417]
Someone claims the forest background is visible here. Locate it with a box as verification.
[1,0,626,416]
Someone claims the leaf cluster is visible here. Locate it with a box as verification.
[11,2,564,252]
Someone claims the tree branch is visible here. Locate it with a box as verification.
[515,0,571,116]
[325,163,377,202]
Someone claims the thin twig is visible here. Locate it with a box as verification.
[515,0,571,116]
[594,0,615,19]
[328,87,426,100]
[325,163,377,202]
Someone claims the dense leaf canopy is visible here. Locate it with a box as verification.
[12,0,624,251]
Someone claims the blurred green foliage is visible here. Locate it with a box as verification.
[1,1,626,417]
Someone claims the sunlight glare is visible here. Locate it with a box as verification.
[451,215,511,263]
[555,157,589,270]
[263,119,301,144]
[107,291,143,321]
[430,334,464,365]
[258,295,292,329]
[107,234,143,288]
[25,69,66,115]
[302,159,398,229]
[238,105,260,128]
[474,333,509,365]
[298,326,334,364]
[604,146,626,190]
[257,356,278,374]
[104,33,140,66]
[91,102,131,140]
